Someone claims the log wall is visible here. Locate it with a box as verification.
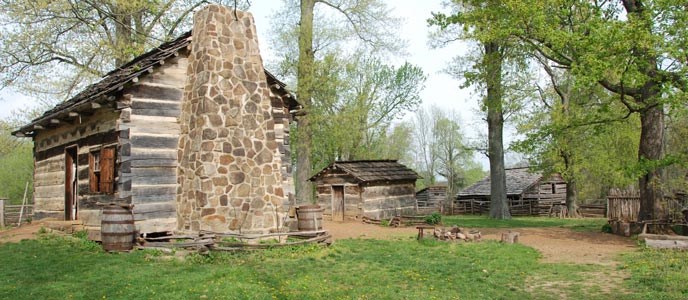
[315,174,362,219]
[33,107,121,223]
[452,177,567,216]
[118,54,188,234]
[361,182,416,220]
[416,186,447,208]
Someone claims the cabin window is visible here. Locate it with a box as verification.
[89,146,116,194]
[551,183,556,194]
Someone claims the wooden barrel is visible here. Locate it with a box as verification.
[101,204,135,251]
[296,205,324,231]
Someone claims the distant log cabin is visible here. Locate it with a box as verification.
[309,160,420,221]
[12,6,299,236]
[454,168,566,216]
[415,185,447,213]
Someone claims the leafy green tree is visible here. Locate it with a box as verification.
[411,106,486,196]
[1,0,240,101]
[430,0,521,219]
[271,0,403,204]
[306,52,425,169]
[505,0,687,221]
[0,120,33,204]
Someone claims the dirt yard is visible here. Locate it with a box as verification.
[322,220,637,266]
[1,220,637,266]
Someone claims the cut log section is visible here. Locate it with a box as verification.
[501,231,520,244]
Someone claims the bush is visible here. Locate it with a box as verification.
[425,212,441,225]
[601,223,612,233]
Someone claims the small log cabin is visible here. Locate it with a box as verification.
[415,185,448,213]
[12,6,299,236]
[454,167,566,216]
[309,160,420,221]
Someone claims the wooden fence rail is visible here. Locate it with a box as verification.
[0,199,34,227]
[607,189,686,222]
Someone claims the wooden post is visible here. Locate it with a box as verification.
[0,199,4,227]
[17,182,29,226]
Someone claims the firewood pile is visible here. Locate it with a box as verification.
[135,230,332,253]
[433,226,482,242]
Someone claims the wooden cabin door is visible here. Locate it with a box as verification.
[64,146,78,221]
[332,186,345,222]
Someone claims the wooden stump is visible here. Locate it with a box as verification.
[501,231,520,244]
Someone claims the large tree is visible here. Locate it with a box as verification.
[0,0,234,101]
[430,1,515,219]
[272,0,402,204]
[507,0,687,221]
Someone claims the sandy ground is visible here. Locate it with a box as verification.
[0,223,43,244]
[0,220,636,265]
[322,220,637,265]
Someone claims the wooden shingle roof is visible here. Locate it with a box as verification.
[309,160,420,183]
[13,31,298,136]
[457,167,543,198]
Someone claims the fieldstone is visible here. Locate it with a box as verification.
[202,128,217,139]
[229,172,245,184]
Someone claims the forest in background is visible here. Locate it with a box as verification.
[0,1,686,219]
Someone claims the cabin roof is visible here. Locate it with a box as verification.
[12,31,298,137]
[309,160,420,184]
[457,167,545,198]
[415,185,447,195]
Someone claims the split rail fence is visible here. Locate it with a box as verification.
[0,199,34,227]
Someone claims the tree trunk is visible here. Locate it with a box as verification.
[566,178,579,218]
[638,103,664,222]
[560,150,580,218]
[295,0,316,205]
[484,41,510,219]
[112,5,133,66]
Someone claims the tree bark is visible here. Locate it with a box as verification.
[484,41,510,219]
[295,0,316,205]
[638,103,664,221]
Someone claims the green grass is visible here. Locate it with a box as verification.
[1,231,667,300]
[441,215,608,232]
[619,248,688,300]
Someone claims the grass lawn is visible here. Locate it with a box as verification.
[0,218,683,300]
[441,215,608,232]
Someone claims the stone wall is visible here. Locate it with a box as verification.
[177,5,284,234]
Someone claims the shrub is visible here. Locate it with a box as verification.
[425,212,441,225]
[601,223,612,233]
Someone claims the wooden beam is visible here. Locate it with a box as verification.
[49,119,60,125]
[116,101,130,109]
[68,112,80,118]
[33,124,45,130]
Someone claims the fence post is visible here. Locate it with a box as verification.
[0,199,5,227]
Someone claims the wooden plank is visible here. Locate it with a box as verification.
[129,158,178,168]
[130,134,178,149]
[130,148,177,160]
[130,167,177,185]
[131,109,181,118]
[128,83,183,100]
[645,239,688,249]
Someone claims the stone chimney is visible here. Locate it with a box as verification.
[177,5,284,234]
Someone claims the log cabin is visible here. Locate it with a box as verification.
[454,167,566,216]
[415,185,448,213]
[12,5,299,236]
[309,160,420,221]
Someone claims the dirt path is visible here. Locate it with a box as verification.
[0,223,43,244]
[323,220,636,265]
[2,220,637,266]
